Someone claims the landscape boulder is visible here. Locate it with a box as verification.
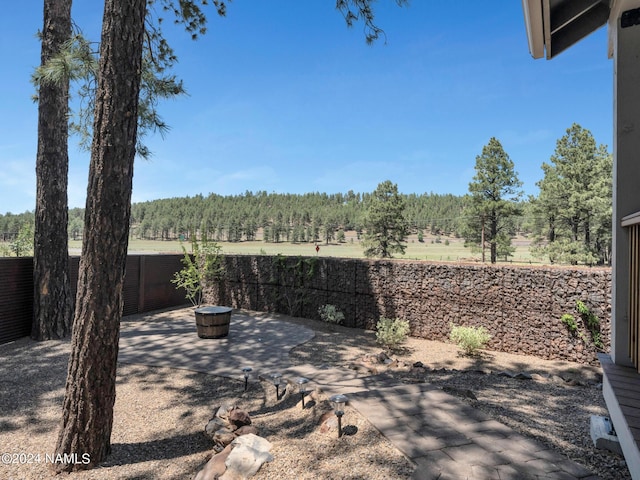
[318,411,339,434]
[205,406,257,451]
[234,425,259,437]
[228,408,252,428]
[194,445,233,480]
[221,433,273,480]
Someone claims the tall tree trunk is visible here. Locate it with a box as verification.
[480,213,485,263]
[572,217,580,242]
[548,216,556,242]
[32,0,73,341]
[584,217,591,251]
[490,212,498,264]
[54,0,146,472]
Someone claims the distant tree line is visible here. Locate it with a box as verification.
[1,125,612,266]
[0,190,477,246]
[124,190,469,243]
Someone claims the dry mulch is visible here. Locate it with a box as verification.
[0,315,631,480]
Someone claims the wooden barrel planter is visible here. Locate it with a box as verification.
[194,306,232,339]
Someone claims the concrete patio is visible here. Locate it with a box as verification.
[119,307,602,480]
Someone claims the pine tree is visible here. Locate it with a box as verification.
[54,0,147,471]
[362,180,409,258]
[465,138,523,264]
[531,124,612,265]
[32,0,73,340]
[51,1,408,470]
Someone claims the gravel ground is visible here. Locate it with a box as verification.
[287,319,630,480]
[0,315,631,480]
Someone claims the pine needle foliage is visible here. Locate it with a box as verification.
[362,180,409,258]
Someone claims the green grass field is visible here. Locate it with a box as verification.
[65,232,538,264]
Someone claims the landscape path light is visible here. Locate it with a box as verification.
[329,394,348,438]
[242,367,252,392]
[270,373,283,400]
[296,377,310,409]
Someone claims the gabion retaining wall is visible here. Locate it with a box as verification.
[204,255,611,365]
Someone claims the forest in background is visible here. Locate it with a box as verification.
[0,190,527,244]
[0,126,612,266]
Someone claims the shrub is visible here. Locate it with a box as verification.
[172,239,224,307]
[576,301,603,349]
[577,301,599,330]
[376,317,410,350]
[560,303,604,349]
[318,304,345,325]
[561,314,578,334]
[449,323,491,356]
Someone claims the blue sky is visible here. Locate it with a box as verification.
[1,1,612,214]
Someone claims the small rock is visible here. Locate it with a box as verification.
[228,408,252,428]
[443,386,477,400]
[376,352,390,363]
[514,372,532,380]
[550,375,566,384]
[309,389,321,402]
[195,445,233,480]
[402,377,426,384]
[205,417,228,440]
[318,411,333,425]
[413,361,425,368]
[352,360,378,374]
[216,405,234,420]
[497,371,514,378]
[235,425,259,437]
[318,411,339,434]
[213,428,237,449]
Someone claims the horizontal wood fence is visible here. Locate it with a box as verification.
[0,255,187,345]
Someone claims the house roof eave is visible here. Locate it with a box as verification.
[522,0,610,60]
